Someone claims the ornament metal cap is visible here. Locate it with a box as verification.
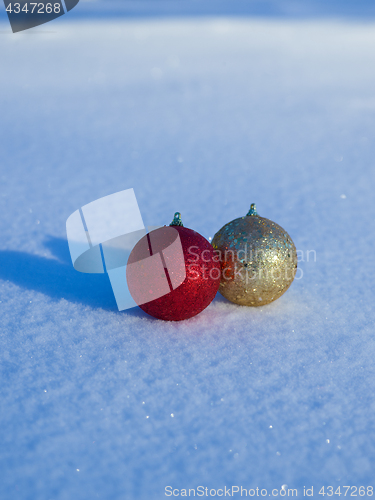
[170,212,184,227]
[246,203,258,216]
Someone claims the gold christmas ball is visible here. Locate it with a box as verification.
[211,204,297,306]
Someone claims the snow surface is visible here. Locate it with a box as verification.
[1,12,375,500]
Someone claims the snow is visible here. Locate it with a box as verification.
[1,8,375,500]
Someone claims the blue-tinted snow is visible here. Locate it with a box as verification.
[0,12,375,500]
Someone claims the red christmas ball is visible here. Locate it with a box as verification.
[126,213,220,321]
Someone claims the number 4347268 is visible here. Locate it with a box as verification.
[319,486,373,496]
[6,3,61,14]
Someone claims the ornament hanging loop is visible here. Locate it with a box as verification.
[170,212,184,227]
